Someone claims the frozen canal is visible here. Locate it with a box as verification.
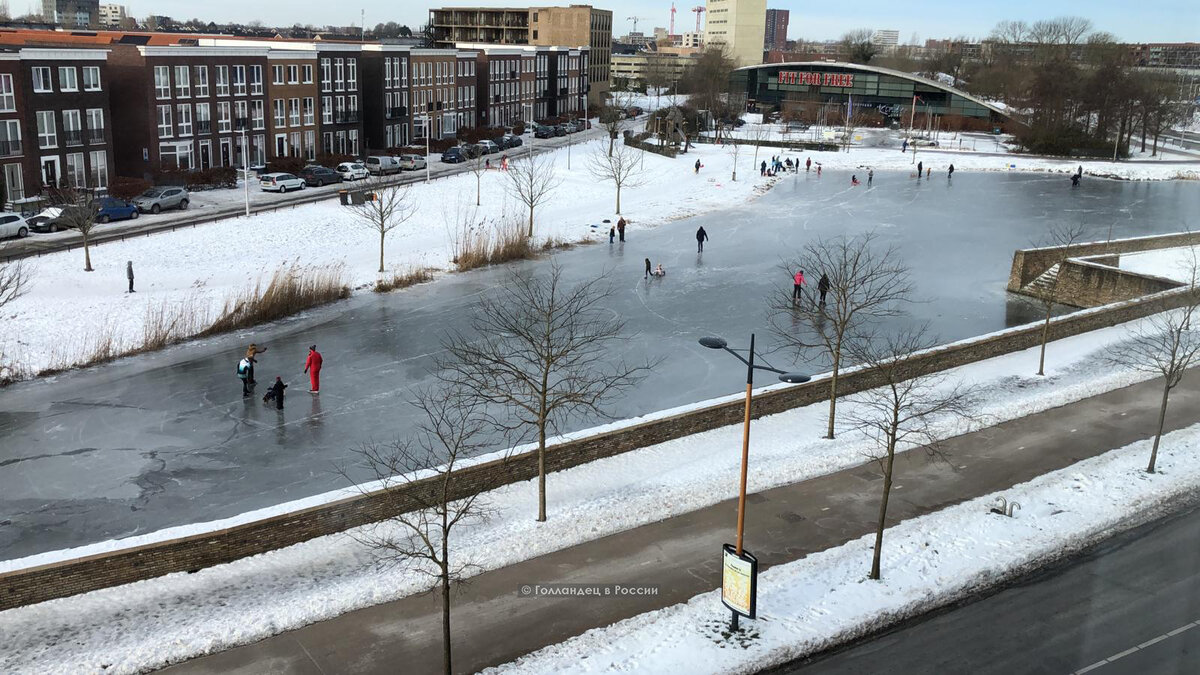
[1,171,1197,560]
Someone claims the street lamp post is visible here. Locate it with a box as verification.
[699,333,809,632]
[239,127,250,217]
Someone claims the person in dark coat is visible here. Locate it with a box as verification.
[817,273,831,307]
[948,164,955,178]
[806,157,811,172]
[644,257,652,279]
[867,169,874,186]
[126,261,135,293]
[609,226,615,243]
[760,160,767,176]
[617,217,626,242]
[1071,173,1080,187]
[696,226,709,252]
[917,161,923,177]
[694,158,701,174]
[263,376,287,409]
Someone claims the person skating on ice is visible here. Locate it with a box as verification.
[644,257,652,279]
[244,343,267,385]
[696,225,708,252]
[792,269,806,303]
[263,376,287,409]
[817,273,830,307]
[304,345,323,394]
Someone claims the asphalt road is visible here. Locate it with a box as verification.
[781,502,1200,675]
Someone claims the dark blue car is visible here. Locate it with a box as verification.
[95,197,139,223]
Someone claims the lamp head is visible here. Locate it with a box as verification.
[778,372,812,384]
[698,336,728,350]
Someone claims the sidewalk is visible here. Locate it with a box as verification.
[160,371,1200,675]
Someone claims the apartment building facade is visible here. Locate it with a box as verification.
[477,48,535,128]
[316,44,363,158]
[704,0,767,66]
[266,51,320,162]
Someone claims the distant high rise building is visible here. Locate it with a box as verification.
[98,3,127,27]
[704,0,767,66]
[764,9,788,49]
[41,0,98,28]
[872,29,900,47]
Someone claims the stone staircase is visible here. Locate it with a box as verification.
[1022,263,1061,298]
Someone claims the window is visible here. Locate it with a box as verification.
[157,105,173,138]
[348,59,357,89]
[349,128,358,155]
[322,95,332,123]
[0,74,13,112]
[233,66,246,96]
[249,66,262,95]
[235,100,249,128]
[251,100,264,129]
[303,97,314,125]
[194,103,210,133]
[58,66,78,92]
[304,130,315,161]
[320,58,331,92]
[154,66,170,99]
[159,141,193,170]
[32,67,52,92]
[177,104,192,136]
[303,64,313,84]
[287,65,298,84]
[83,66,101,91]
[349,94,358,115]
[36,110,56,148]
[272,65,284,85]
[216,65,230,96]
[273,99,285,127]
[400,58,407,86]
[194,66,208,97]
[0,119,20,155]
[288,98,300,126]
[174,65,190,98]
[322,131,332,153]
[385,58,392,89]
[217,102,231,132]
[89,150,107,188]
[65,152,85,187]
[334,58,344,90]
[4,163,24,201]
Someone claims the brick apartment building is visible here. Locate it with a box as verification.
[315,44,363,157]
[458,43,588,123]
[477,47,535,128]
[266,51,320,162]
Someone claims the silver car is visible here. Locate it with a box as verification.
[397,154,427,171]
[134,186,190,214]
[0,213,29,239]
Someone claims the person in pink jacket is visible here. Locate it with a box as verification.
[792,270,806,304]
[304,345,323,394]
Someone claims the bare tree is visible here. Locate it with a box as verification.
[1107,248,1200,473]
[0,260,27,309]
[727,140,742,181]
[587,139,646,214]
[598,90,632,156]
[54,189,101,272]
[341,386,498,675]
[1034,223,1087,376]
[438,265,655,522]
[769,232,912,439]
[345,176,417,273]
[465,151,489,206]
[642,55,674,111]
[840,29,879,64]
[505,152,561,238]
[845,326,973,580]
[748,121,771,171]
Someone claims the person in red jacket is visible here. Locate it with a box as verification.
[304,345,323,394]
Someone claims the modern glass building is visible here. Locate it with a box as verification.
[730,61,1014,129]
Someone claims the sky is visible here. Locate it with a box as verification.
[112,1,1197,43]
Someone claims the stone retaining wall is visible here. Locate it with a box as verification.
[1055,258,1183,307]
[3,285,1198,610]
[1006,231,1200,292]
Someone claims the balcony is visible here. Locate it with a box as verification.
[196,120,212,134]
[63,130,83,147]
[234,117,249,130]
[0,139,20,157]
[385,107,406,120]
[334,111,360,124]
[87,129,106,144]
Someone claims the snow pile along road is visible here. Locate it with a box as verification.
[486,422,1200,675]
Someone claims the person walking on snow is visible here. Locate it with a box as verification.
[696,226,709,252]
[760,160,767,176]
[902,139,908,153]
[694,158,701,174]
[126,261,135,293]
[644,257,652,279]
[792,269,806,303]
[817,273,831,307]
[304,345,323,394]
[617,217,627,242]
[244,343,267,385]
[917,161,923,178]
[805,157,811,172]
[948,164,955,178]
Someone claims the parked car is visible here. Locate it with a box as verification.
[397,154,427,171]
[625,106,643,117]
[299,165,344,186]
[0,213,29,239]
[365,155,402,175]
[133,186,190,214]
[554,124,570,136]
[441,146,467,163]
[94,197,139,223]
[335,162,368,180]
[502,133,524,148]
[534,125,556,139]
[476,139,500,155]
[259,172,306,192]
[25,206,63,232]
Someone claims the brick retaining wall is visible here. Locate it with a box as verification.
[1055,259,1183,307]
[3,285,1198,610]
[1006,231,1200,292]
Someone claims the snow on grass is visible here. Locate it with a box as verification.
[0,139,769,376]
[0,315,1164,674]
[1120,245,1199,284]
[486,422,1200,675]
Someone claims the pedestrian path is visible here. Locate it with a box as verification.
[161,372,1199,675]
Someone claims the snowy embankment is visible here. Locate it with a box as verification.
[0,139,772,377]
[0,316,1168,674]
[1121,245,1199,284]
[487,423,1200,675]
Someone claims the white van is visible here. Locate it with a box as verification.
[365,156,402,176]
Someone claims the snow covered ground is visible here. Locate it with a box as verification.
[1121,245,1199,283]
[488,421,1200,674]
[0,316,1171,674]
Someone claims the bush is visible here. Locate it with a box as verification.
[374,266,435,293]
[149,167,238,191]
[203,263,349,335]
[1015,125,1124,158]
[316,152,356,168]
[267,156,308,175]
[453,217,534,272]
[109,176,152,200]
[392,137,457,154]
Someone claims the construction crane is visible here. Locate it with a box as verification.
[626,15,648,33]
[669,3,677,36]
[692,6,705,34]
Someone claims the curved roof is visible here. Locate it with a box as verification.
[735,60,1013,120]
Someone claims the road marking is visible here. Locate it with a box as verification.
[1073,618,1200,674]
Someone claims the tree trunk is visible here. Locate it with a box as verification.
[83,234,93,272]
[608,133,615,157]
[441,517,452,675]
[826,358,840,439]
[615,184,621,214]
[1037,301,1052,376]
[1148,379,1171,473]
[1152,132,1159,158]
[528,206,535,238]
[378,229,386,273]
[476,175,481,206]
[1140,111,1147,152]
[870,433,897,580]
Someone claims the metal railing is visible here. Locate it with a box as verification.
[63,130,83,146]
[0,139,21,156]
[195,121,211,134]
